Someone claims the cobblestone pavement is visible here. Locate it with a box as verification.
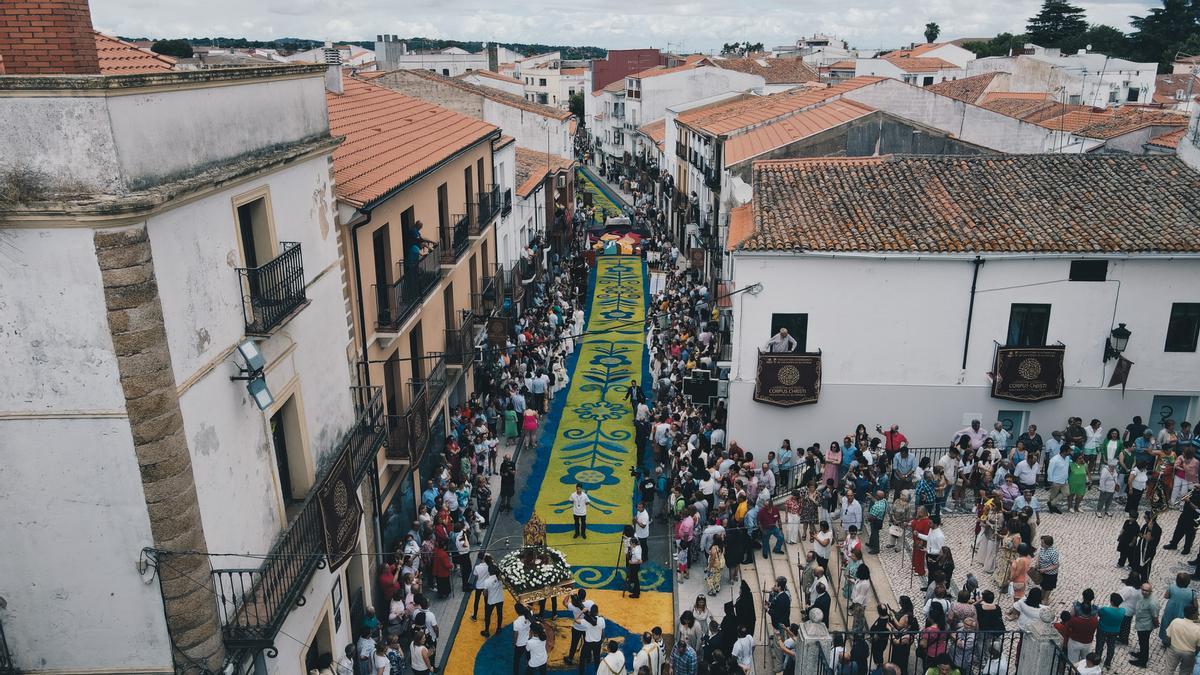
[877,495,1191,675]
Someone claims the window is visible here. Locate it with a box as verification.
[270,395,308,506]
[1127,87,1139,102]
[235,194,275,269]
[442,68,449,76]
[437,183,448,233]
[372,224,392,290]
[923,76,934,86]
[1108,89,1119,103]
[1069,260,1107,281]
[1007,303,1051,347]
[1165,303,1200,352]
[770,313,808,352]
[1068,94,1082,105]
[538,78,546,86]
[463,166,473,226]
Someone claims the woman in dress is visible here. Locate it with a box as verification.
[706,536,725,596]
[911,507,932,578]
[1067,452,1089,513]
[823,443,842,485]
[1036,535,1061,603]
[889,596,916,675]
[503,403,518,446]
[783,489,804,544]
[735,580,756,638]
[1008,543,1032,601]
[692,595,713,633]
[799,481,820,541]
[1160,573,1195,644]
[993,520,1021,591]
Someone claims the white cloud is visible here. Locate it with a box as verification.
[90,0,1161,49]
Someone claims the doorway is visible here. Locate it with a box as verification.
[1150,396,1193,433]
[997,410,1029,438]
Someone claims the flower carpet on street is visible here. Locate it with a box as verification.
[577,167,625,225]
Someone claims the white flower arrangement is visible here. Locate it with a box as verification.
[498,546,572,594]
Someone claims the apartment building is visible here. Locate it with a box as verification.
[0,4,382,673]
[327,73,504,548]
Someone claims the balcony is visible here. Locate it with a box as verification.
[374,243,442,330]
[440,215,470,264]
[210,387,385,652]
[474,184,501,229]
[446,310,481,366]
[501,188,513,216]
[410,352,448,407]
[237,241,308,335]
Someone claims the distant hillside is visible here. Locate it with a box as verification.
[116,35,607,60]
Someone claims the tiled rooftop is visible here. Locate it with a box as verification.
[725,204,754,252]
[1153,73,1200,104]
[1147,128,1185,149]
[1038,107,1188,139]
[742,154,1200,253]
[515,147,575,197]
[722,99,874,167]
[94,32,175,74]
[638,119,666,148]
[882,56,958,72]
[676,77,883,136]
[924,72,997,103]
[389,68,572,121]
[631,59,712,80]
[326,77,498,206]
[712,56,819,84]
[459,69,521,85]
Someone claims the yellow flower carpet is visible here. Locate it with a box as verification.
[444,255,673,674]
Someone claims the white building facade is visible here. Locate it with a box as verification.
[726,155,1200,451]
[968,46,1159,106]
[0,63,383,674]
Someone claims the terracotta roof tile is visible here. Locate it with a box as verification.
[327,78,498,206]
[638,119,666,149]
[883,56,958,72]
[676,77,884,136]
[1147,128,1186,149]
[889,43,945,58]
[1037,107,1188,139]
[631,59,713,79]
[459,69,521,85]
[713,56,819,84]
[94,32,175,74]
[561,67,587,75]
[390,68,572,120]
[827,60,857,70]
[602,80,625,93]
[742,155,1200,254]
[924,72,997,103]
[1153,74,1200,105]
[494,135,516,150]
[726,204,754,252]
[515,147,576,197]
[979,91,1049,103]
[722,99,874,167]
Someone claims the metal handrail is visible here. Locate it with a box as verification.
[375,243,443,329]
[474,184,501,228]
[442,215,470,262]
[211,387,385,650]
[236,241,306,335]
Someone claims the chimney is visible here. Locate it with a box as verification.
[323,41,343,95]
[487,42,498,72]
[0,0,101,74]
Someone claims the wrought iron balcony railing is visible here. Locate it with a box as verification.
[441,215,470,263]
[410,353,448,406]
[474,184,501,229]
[210,387,385,652]
[374,243,442,330]
[501,188,513,216]
[237,241,307,335]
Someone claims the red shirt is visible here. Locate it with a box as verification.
[432,548,453,577]
[884,431,909,453]
[1066,614,1098,644]
[758,505,781,529]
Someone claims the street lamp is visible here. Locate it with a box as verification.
[1103,323,1132,362]
[230,339,274,411]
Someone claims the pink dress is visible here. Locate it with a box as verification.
[822,449,841,484]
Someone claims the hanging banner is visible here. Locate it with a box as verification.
[990,345,1066,402]
[317,447,363,570]
[487,316,511,349]
[754,351,821,407]
[1107,355,1134,396]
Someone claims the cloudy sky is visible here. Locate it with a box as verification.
[93,0,1159,51]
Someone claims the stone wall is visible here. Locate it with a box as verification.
[93,223,225,672]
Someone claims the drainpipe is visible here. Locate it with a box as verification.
[962,256,984,370]
[346,207,384,562]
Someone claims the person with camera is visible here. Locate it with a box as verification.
[627,535,643,598]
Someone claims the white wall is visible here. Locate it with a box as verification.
[854,59,966,86]
[494,142,522,268]
[842,79,1061,153]
[726,252,1200,450]
[968,54,1158,106]
[482,99,572,158]
[634,68,764,133]
[148,155,356,557]
[0,228,173,672]
[461,72,524,96]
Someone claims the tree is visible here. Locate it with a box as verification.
[721,41,764,56]
[1076,24,1129,56]
[151,39,193,59]
[1026,0,1089,48]
[961,32,1027,57]
[1128,0,1200,70]
[924,22,941,43]
[568,93,584,120]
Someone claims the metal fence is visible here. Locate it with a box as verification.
[237,241,307,335]
[826,629,1026,675]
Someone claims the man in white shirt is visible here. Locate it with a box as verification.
[918,515,946,580]
[634,503,651,559]
[627,536,644,598]
[579,606,607,673]
[481,567,505,637]
[512,604,532,674]
[954,419,987,451]
[563,590,594,666]
[812,522,833,568]
[571,484,590,539]
[710,427,726,449]
[1075,652,1102,675]
[840,491,863,537]
[988,422,1011,455]
[732,625,756,672]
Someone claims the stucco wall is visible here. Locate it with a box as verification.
[0,95,124,193]
[374,71,485,119]
[482,99,571,158]
[726,253,1200,449]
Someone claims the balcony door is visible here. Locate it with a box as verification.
[443,283,455,332]
[409,323,425,383]
[464,166,474,228]
[236,195,274,269]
